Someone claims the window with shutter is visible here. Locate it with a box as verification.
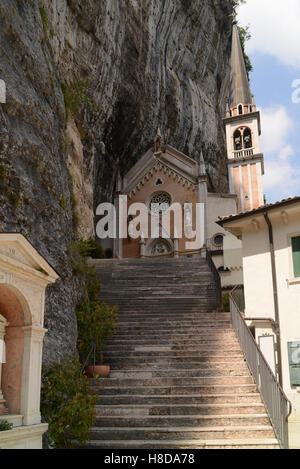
[292,236,300,278]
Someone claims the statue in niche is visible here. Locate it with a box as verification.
[185,204,193,235]
[128,215,135,239]
[154,128,164,153]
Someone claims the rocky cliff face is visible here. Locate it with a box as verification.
[0,0,234,365]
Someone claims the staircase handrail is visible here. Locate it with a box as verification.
[202,247,222,308]
[230,287,292,449]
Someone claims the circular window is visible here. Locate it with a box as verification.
[148,192,171,215]
[213,234,224,248]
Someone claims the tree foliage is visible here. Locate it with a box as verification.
[41,358,97,449]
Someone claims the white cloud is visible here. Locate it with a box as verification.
[260,106,300,201]
[238,0,300,70]
[260,106,293,154]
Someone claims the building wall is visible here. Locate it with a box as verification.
[272,212,300,449]
[207,194,237,242]
[239,209,300,448]
[207,193,243,287]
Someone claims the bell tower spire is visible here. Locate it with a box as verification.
[229,22,252,115]
[223,23,265,213]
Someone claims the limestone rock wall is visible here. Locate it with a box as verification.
[0,0,234,365]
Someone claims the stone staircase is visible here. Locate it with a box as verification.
[85,257,279,449]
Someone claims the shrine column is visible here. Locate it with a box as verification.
[197,152,208,247]
[0,314,8,414]
[20,326,47,426]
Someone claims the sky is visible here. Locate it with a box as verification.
[238,0,300,203]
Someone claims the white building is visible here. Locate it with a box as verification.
[219,197,300,449]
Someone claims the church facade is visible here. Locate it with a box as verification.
[112,23,265,291]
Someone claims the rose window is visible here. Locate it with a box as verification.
[149,192,171,214]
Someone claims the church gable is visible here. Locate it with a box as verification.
[122,134,199,198]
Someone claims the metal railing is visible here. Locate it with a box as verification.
[203,248,222,308]
[231,284,245,313]
[230,289,292,449]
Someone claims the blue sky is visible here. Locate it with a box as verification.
[238,0,300,203]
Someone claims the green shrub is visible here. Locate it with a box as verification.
[60,193,66,211]
[222,293,230,313]
[39,4,48,30]
[77,238,106,259]
[77,296,118,366]
[41,357,97,449]
[0,420,13,432]
[62,78,98,120]
[0,166,7,183]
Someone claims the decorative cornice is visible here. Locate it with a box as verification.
[227,153,265,174]
[128,161,197,200]
[223,111,262,135]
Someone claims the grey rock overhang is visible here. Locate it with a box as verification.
[229,23,252,108]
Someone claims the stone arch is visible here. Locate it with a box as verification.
[146,238,174,257]
[0,285,28,415]
[243,127,253,148]
[234,129,242,151]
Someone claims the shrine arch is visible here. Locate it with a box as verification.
[0,285,30,416]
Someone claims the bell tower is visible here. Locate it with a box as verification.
[224,23,264,213]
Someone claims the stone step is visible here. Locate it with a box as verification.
[88,425,275,441]
[108,332,236,341]
[107,358,247,369]
[91,376,254,387]
[114,327,234,336]
[105,344,241,353]
[94,414,270,428]
[109,366,250,379]
[98,393,263,406]
[114,313,230,320]
[95,384,258,396]
[95,403,266,417]
[116,318,231,326]
[106,338,240,347]
[104,350,243,359]
[116,321,232,330]
[81,438,280,449]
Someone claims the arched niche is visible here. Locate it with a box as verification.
[146,238,174,257]
[243,127,253,148]
[0,285,29,415]
[234,129,242,151]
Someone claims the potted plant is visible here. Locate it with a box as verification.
[76,295,118,378]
